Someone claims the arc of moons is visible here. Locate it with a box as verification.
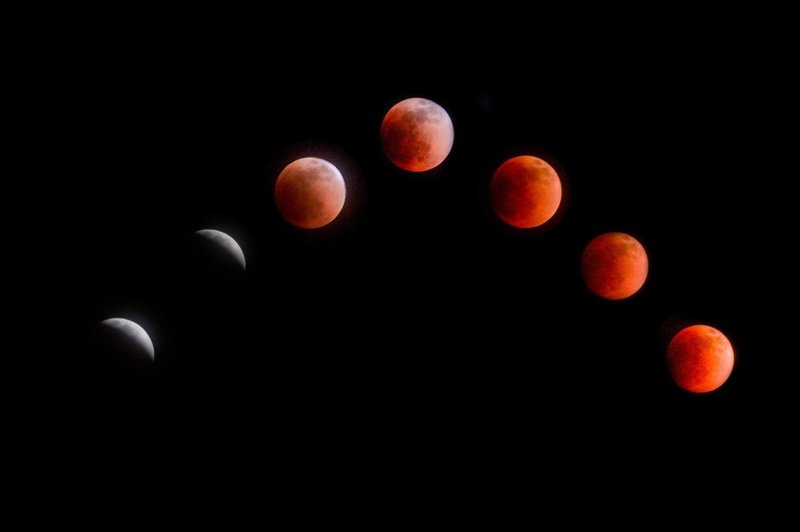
[667,324,734,393]
[381,97,454,172]
[195,229,246,270]
[490,155,563,229]
[275,157,346,229]
[581,232,648,300]
[100,318,155,363]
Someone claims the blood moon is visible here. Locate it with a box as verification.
[490,155,563,229]
[380,97,454,172]
[581,232,648,300]
[274,157,346,229]
[667,325,734,393]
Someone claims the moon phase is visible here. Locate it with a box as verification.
[581,232,648,300]
[381,97,454,172]
[667,325,734,393]
[490,155,562,229]
[275,157,346,229]
[99,318,155,365]
[194,229,246,270]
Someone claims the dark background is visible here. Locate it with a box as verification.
[24,15,793,496]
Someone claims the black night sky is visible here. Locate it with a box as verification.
[26,17,793,491]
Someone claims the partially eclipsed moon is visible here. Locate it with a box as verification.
[275,157,346,229]
[581,232,648,300]
[667,324,734,393]
[381,97,454,172]
[195,229,246,270]
[100,318,155,363]
[490,155,562,229]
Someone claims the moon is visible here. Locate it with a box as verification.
[667,324,734,393]
[381,97,454,172]
[194,229,246,270]
[100,318,155,364]
[275,157,346,229]
[490,155,562,229]
[581,232,648,300]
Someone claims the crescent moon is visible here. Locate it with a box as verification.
[194,229,246,270]
[100,318,155,362]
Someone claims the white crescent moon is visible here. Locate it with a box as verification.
[100,318,155,362]
[195,229,246,270]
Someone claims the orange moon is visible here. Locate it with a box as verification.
[489,155,562,228]
[380,97,454,172]
[274,157,346,229]
[667,325,734,393]
[581,232,648,300]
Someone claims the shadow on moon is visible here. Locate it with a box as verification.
[177,229,247,296]
[80,318,155,393]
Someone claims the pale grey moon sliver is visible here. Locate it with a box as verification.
[101,318,155,361]
[195,229,246,270]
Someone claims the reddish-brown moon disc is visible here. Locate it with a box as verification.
[380,97,454,172]
[489,155,562,229]
[274,157,346,229]
[667,325,734,393]
[581,232,648,300]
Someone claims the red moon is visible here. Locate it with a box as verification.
[581,232,648,300]
[667,325,734,393]
[489,155,562,229]
[380,97,454,172]
[274,157,346,229]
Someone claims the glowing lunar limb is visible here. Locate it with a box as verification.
[100,318,155,363]
[195,229,246,270]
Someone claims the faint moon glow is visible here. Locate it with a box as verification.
[667,324,734,393]
[581,232,648,300]
[490,155,562,229]
[195,229,246,270]
[275,157,346,229]
[380,97,454,172]
[100,318,155,362]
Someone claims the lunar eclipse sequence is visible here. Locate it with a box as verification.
[85,95,734,396]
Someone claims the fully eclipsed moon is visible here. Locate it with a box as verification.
[381,97,454,172]
[275,157,346,229]
[195,229,246,270]
[100,318,155,364]
[490,156,562,229]
[667,324,734,393]
[581,232,648,300]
